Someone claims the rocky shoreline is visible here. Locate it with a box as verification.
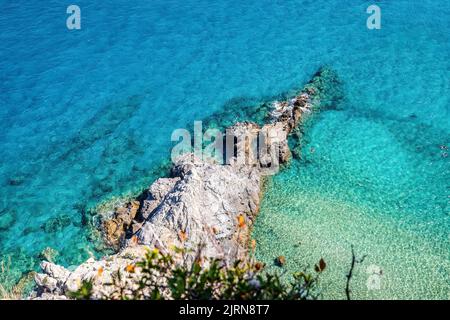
[32,67,340,299]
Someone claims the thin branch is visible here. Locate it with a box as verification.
[345,245,367,300]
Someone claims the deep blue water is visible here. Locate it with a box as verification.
[0,0,449,297]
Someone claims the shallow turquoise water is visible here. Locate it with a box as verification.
[0,0,449,297]
[253,109,449,299]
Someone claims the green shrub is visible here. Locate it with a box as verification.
[71,247,324,300]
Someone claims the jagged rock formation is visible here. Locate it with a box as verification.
[32,67,340,299]
[135,153,262,264]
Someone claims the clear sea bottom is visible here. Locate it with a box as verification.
[253,105,449,299]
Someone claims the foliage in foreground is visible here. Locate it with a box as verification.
[71,248,325,300]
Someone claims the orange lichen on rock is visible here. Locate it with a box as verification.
[125,264,135,273]
[97,267,104,278]
[237,215,246,228]
[178,230,187,242]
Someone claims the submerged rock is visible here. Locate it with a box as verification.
[0,210,16,231]
[38,247,59,264]
[275,255,286,267]
[8,176,26,186]
[41,215,72,233]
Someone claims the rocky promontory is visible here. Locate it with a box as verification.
[32,67,341,299]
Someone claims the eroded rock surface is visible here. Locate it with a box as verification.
[103,200,140,250]
[136,153,262,264]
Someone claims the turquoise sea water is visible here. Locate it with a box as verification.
[0,1,448,298]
